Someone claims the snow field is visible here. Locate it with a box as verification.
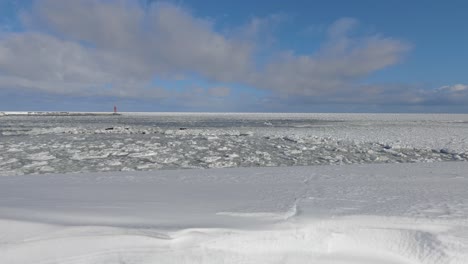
[0,162,467,264]
[1,217,461,264]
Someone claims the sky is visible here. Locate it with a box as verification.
[0,0,467,113]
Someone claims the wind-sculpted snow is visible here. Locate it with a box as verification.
[0,163,467,264]
[1,113,467,175]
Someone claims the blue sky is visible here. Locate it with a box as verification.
[0,0,467,112]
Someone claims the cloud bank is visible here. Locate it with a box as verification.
[0,0,466,110]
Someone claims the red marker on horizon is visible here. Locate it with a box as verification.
[114,105,117,114]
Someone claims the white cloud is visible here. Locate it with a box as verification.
[0,32,156,97]
[250,18,410,97]
[438,84,468,92]
[207,86,231,97]
[0,0,415,105]
[28,0,253,81]
[326,17,359,39]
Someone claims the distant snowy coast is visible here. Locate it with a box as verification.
[0,111,119,116]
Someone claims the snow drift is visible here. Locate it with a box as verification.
[1,162,467,264]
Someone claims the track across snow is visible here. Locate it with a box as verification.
[1,162,467,264]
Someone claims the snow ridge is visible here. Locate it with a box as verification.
[1,162,467,264]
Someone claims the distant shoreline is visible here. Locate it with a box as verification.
[0,111,120,117]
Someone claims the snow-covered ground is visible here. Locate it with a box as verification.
[1,113,468,263]
[1,162,467,264]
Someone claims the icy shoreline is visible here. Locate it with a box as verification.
[1,113,468,175]
[1,162,467,264]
